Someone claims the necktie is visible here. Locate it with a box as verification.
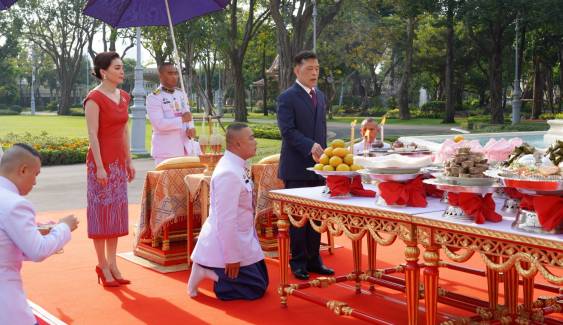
[310,89,317,109]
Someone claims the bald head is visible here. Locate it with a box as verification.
[0,143,41,195]
[225,123,257,160]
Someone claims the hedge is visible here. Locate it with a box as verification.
[0,132,89,166]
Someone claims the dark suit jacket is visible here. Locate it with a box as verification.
[276,83,327,181]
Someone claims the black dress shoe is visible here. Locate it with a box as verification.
[308,265,334,275]
[292,268,309,280]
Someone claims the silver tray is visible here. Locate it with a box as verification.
[423,178,500,194]
[307,167,359,177]
[358,169,421,182]
[363,167,422,174]
[387,150,433,156]
[436,174,496,187]
[484,169,563,193]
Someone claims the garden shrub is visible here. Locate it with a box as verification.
[0,131,89,166]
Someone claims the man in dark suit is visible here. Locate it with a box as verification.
[276,51,334,280]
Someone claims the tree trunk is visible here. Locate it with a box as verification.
[443,2,455,124]
[58,76,72,115]
[545,65,554,114]
[262,48,268,116]
[398,17,414,120]
[232,58,247,122]
[532,53,544,119]
[488,22,504,124]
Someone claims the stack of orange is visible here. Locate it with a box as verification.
[313,139,362,172]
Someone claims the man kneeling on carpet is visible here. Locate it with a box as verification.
[0,144,79,325]
[188,123,268,300]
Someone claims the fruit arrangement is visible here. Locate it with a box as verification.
[313,139,362,172]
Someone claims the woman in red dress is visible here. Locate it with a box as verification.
[84,52,135,287]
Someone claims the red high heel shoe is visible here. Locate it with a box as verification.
[95,266,119,287]
[110,269,131,285]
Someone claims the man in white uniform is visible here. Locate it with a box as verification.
[0,144,78,325]
[147,63,201,165]
[188,123,268,300]
[353,117,390,155]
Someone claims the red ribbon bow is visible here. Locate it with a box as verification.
[326,176,376,197]
[447,193,502,224]
[379,175,427,207]
[503,187,524,200]
[518,195,563,231]
[423,176,445,198]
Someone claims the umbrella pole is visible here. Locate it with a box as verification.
[164,0,188,99]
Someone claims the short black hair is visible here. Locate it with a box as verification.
[293,51,317,66]
[158,62,176,73]
[226,123,249,145]
[92,51,120,80]
[13,143,40,158]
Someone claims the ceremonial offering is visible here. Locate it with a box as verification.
[354,154,433,171]
[307,167,358,178]
[313,139,362,172]
[438,147,495,187]
[37,223,54,235]
[198,116,224,176]
[423,178,502,223]
[485,141,563,234]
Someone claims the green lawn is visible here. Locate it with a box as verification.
[0,115,280,162]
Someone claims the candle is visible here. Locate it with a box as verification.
[363,130,370,157]
[350,119,357,152]
[380,115,387,142]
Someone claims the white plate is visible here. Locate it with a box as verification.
[358,169,421,182]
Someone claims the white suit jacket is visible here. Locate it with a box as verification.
[0,176,71,325]
[146,85,200,160]
[191,151,264,268]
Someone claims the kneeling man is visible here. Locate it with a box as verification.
[188,123,268,300]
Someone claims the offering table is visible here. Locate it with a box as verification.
[270,186,563,324]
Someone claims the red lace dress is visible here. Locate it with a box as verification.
[84,89,130,239]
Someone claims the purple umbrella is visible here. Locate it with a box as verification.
[83,0,229,94]
[83,0,229,28]
[0,0,16,10]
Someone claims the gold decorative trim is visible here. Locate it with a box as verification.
[269,192,412,222]
[442,246,475,263]
[413,217,563,251]
[326,300,354,316]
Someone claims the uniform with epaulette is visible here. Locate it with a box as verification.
[146,85,201,164]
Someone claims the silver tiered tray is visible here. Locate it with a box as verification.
[423,178,501,222]
[484,169,563,234]
[306,167,359,198]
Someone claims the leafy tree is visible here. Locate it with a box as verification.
[19,0,97,115]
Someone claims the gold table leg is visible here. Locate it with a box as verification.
[503,259,519,317]
[423,245,439,325]
[486,255,500,310]
[277,217,290,307]
[405,240,420,325]
[352,235,363,294]
[367,235,377,292]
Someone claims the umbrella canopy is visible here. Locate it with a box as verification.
[83,0,229,28]
[0,0,16,10]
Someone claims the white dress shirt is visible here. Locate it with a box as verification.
[0,176,71,325]
[191,151,264,268]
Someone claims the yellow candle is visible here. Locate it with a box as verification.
[349,119,357,152]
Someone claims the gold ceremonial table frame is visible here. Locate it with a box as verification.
[270,187,563,324]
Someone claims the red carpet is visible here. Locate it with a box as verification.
[20,205,560,324]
